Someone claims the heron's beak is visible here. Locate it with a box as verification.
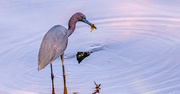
[83,18,97,30]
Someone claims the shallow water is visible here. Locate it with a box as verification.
[1,0,180,94]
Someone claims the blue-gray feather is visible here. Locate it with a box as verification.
[38,25,69,71]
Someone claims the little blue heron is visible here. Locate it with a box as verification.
[38,12,96,94]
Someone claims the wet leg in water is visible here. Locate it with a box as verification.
[50,64,55,94]
[61,53,67,94]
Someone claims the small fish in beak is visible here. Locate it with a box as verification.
[83,18,97,32]
[91,24,95,32]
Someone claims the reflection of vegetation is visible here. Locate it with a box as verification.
[93,81,101,94]
[72,81,101,94]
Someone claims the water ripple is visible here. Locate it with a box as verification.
[1,1,180,94]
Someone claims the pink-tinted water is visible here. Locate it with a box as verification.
[0,0,180,94]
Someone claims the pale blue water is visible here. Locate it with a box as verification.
[0,0,180,94]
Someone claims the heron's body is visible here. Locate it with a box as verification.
[38,25,69,71]
[38,12,96,94]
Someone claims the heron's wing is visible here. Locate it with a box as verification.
[38,25,68,71]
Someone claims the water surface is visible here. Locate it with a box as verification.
[0,0,180,94]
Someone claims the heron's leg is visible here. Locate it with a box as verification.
[50,63,55,94]
[61,53,67,94]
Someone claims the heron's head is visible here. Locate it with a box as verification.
[76,12,97,30]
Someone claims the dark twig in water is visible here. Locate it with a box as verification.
[92,81,101,94]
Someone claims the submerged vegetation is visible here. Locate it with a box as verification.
[76,51,92,63]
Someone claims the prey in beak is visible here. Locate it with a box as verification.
[83,18,97,32]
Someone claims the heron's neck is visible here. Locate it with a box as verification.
[68,14,80,36]
[68,23,76,37]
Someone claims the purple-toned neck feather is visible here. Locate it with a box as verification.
[68,12,85,36]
